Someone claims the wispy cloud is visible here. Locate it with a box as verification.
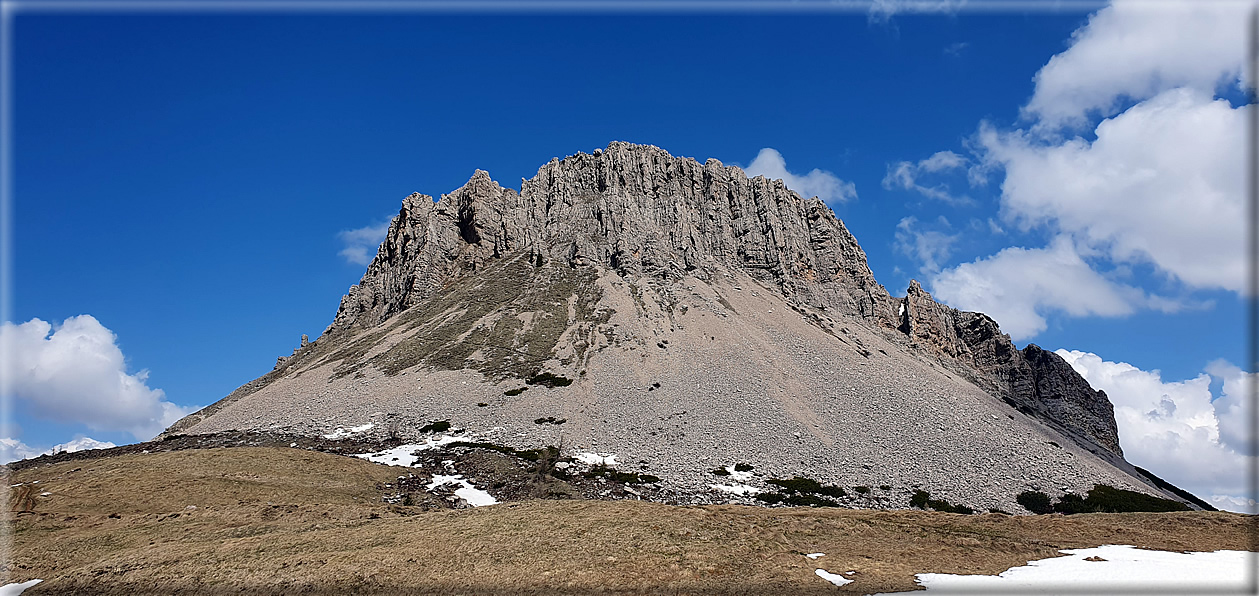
[882,150,974,205]
[337,220,393,266]
[894,216,958,273]
[868,0,967,25]
[943,41,970,56]
[744,148,857,204]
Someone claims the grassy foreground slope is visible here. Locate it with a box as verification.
[5,447,1253,595]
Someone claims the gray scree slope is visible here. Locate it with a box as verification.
[166,142,1182,513]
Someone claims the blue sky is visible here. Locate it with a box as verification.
[2,1,1253,510]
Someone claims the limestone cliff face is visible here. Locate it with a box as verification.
[897,280,1122,456]
[326,141,1123,458]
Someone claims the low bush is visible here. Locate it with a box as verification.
[1019,485,1190,515]
[733,463,754,472]
[911,489,974,514]
[584,464,659,484]
[526,372,573,388]
[1017,490,1054,514]
[767,477,846,498]
[503,387,528,396]
[418,420,451,433]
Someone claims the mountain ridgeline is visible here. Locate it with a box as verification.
[327,142,1120,459]
[165,141,1185,514]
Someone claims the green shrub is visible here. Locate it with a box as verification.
[584,464,659,484]
[418,420,451,433]
[1075,484,1190,513]
[1017,490,1054,514]
[1020,485,1190,515]
[767,477,846,498]
[526,372,573,388]
[755,492,841,508]
[911,489,973,514]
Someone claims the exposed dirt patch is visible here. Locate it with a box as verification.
[5,447,1252,595]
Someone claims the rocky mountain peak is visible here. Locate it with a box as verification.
[317,142,1124,459]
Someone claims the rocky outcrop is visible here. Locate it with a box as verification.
[326,141,1123,458]
[328,142,899,335]
[896,280,1122,456]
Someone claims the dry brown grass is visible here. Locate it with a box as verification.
[5,447,1253,595]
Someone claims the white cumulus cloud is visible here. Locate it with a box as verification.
[1056,350,1254,512]
[0,315,194,440]
[0,435,117,464]
[921,0,1248,338]
[0,438,42,463]
[744,148,857,204]
[882,150,974,205]
[981,87,1247,294]
[1023,0,1248,131]
[337,220,392,266]
[929,236,1179,340]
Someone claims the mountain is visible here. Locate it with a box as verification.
[163,141,1193,513]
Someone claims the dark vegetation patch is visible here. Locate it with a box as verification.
[733,463,754,472]
[1017,491,1054,515]
[756,476,847,507]
[910,490,974,514]
[1134,466,1217,511]
[417,420,451,434]
[711,467,730,476]
[1018,485,1191,514]
[584,465,660,484]
[526,372,573,388]
[447,441,559,463]
[503,387,528,396]
[533,417,567,426]
[854,486,870,494]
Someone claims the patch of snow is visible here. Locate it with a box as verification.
[575,452,618,466]
[710,483,760,495]
[845,571,855,575]
[426,474,499,507]
[898,302,905,316]
[873,545,1254,594]
[805,553,824,560]
[0,579,42,595]
[322,423,374,440]
[353,434,462,467]
[815,569,853,587]
[38,492,51,497]
[722,465,753,482]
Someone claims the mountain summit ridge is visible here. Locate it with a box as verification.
[165,141,1173,513]
[325,141,1120,459]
